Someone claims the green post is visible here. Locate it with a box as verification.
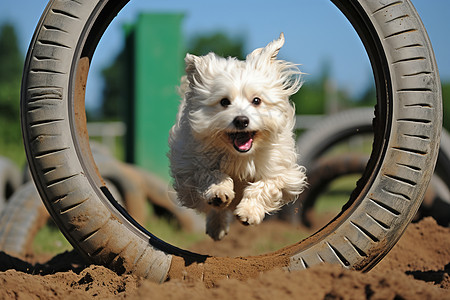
[125,13,184,181]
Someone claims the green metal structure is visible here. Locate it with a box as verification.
[124,13,184,180]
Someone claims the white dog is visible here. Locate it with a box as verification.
[168,33,307,240]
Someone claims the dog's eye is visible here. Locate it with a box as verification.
[252,97,262,106]
[220,98,231,107]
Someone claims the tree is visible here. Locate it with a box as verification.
[353,82,376,108]
[0,23,22,120]
[99,48,127,121]
[291,60,331,115]
[187,32,245,59]
[0,23,25,165]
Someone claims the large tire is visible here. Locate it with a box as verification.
[292,108,450,226]
[296,108,376,170]
[91,150,149,225]
[298,154,369,228]
[21,0,442,282]
[0,179,121,258]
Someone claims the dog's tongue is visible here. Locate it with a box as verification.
[234,132,253,152]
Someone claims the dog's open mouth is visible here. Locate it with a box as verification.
[228,131,256,153]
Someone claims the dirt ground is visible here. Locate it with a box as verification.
[0,217,449,299]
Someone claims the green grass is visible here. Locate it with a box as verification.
[254,230,310,255]
[144,204,205,249]
[33,223,73,255]
[314,175,359,214]
[0,141,26,169]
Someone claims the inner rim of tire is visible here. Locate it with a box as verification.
[69,0,391,257]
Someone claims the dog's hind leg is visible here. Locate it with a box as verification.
[205,208,234,241]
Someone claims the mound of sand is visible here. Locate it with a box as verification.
[0,217,448,299]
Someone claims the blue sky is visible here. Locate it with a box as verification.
[1,1,449,112]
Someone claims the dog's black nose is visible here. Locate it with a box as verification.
[233,116,249,129]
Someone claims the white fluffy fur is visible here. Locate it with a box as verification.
[168,33,307,240]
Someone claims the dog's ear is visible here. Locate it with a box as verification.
[247,33,285,62]
[185,53,197,75]
[184,53,207,86]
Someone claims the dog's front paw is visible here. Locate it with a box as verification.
[234,200,266,226]
[205,181,235,208]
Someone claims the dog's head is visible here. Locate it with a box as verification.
[182,33,302,154]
